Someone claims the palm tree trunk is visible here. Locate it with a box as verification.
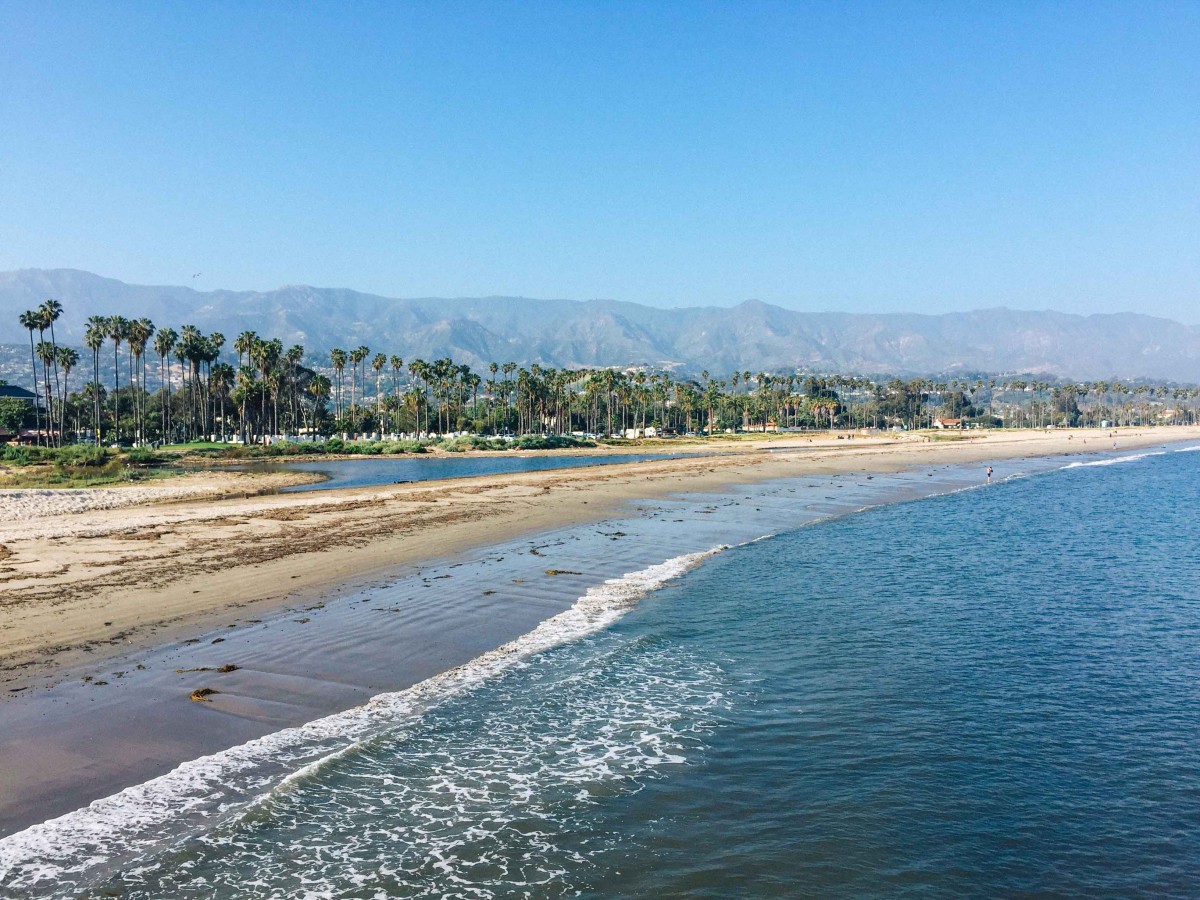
[93,347,100,445]
[111,344,120,444]
[161,354,169,442]
[42,359,54,446]
[47,323,62,446]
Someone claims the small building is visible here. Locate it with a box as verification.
[932,417,963,429]
[623,426,658,439]
[16,429,60,445]
[0,384,39,404]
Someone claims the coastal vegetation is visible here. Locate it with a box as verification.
[0,443,159,488]
[8,299,1200,452]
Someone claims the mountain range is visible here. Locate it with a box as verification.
[2,268,1197,382]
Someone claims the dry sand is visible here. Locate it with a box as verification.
[3,427,1196,693]
[0,469,318,522]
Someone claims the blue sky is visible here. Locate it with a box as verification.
[2,1,1197,319]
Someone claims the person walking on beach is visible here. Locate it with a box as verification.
[986,466,993,484]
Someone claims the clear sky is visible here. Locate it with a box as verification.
[1,1,1197,319]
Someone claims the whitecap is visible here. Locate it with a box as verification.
[1062,450,1167,469]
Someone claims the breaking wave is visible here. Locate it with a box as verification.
[0,547,728,897]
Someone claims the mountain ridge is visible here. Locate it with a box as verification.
[1,268,1197,382]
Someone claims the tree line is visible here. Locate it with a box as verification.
[11,299,1200,447]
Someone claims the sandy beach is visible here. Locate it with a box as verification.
[4,427,1196,695]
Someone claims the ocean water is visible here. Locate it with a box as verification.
[3,445,1199,897]
[238,452,690,492]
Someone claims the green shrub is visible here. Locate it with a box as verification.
[513,434,594,450]
[2,445,32,465]
[55,445,111,468]
[380,440,427,454]
[347,441,384,455]
[124,447,163,466]
[445,435,508,451]
[263,441,302,457]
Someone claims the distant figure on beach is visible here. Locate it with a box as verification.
[986,466,993,484]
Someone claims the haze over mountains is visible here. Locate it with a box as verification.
[2,269,1197,382]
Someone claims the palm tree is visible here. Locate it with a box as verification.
[127,318,155,444]
[207,332,226,437]
[348,346,369,430]
[154,327,178,442]
[177,325,204,438]
[173,339,189,435]
[249,337,282,441]
[210,362,235,440]
[307,373,331,436]
[371,353,387,432]
[466,370,481,431]
[17,310,43,444]
[84,317,108,443]
[107,316,130,443]
[408,359,429,435]
[56,346,80,439]
[486,361,499,432]
[501,362,517,432]
[389,355,404,432]
[330,348,347,421]
[35,340,57,444]
[39,299,64,437]
[231,331,255,365]
[233,366,258,443]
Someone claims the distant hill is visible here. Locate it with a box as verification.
[2,268,1198,382]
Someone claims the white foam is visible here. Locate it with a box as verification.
[1061,450,1167,469]
[106,634,733,897]
[0,547,727,894]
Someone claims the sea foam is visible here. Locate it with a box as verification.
[1062,450,1168,469]
[0,547,726,896]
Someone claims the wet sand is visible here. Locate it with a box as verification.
[1,427,1197,837]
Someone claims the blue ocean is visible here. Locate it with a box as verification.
[3,446,1199,897]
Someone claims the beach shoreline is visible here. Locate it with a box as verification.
[3,428,1197,697]
[1,426,1198,841]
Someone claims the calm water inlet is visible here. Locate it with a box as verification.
[240,452,690,492]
